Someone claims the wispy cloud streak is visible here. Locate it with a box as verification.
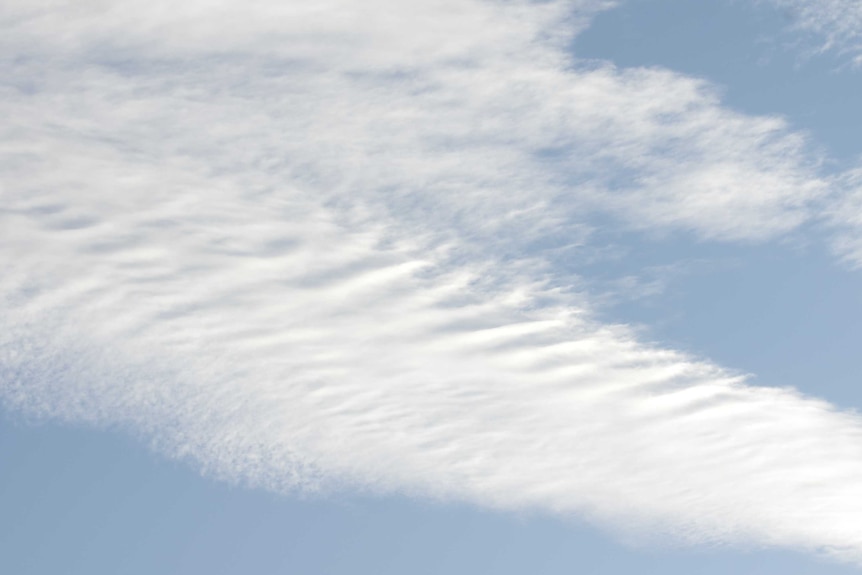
[766,0,862,63]
[2,0,862,566]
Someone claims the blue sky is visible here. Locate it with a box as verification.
[3,417,860,574]
[3,0,862,572]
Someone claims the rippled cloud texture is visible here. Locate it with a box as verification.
[3,0,862,566]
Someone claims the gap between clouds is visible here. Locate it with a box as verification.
[2,0,862,566]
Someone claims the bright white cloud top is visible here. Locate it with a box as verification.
[2,0,862,567]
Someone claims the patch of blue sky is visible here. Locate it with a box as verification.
[1,416,858,575]
[573,0,862,169]
[573,228,862,407]
[570,0,862,408]
[573,0,862,168]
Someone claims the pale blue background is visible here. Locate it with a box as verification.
[3,1,861,572]
[1,417,858,574]
[574,0,862,409]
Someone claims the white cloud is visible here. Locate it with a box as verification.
[2,0,862,566]
[0,0,827,247]
[823,168,862,266]
[765,0,862,63]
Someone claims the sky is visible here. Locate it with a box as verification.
[2,0,862,573]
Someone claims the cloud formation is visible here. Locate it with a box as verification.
[767,0,862,63]
[2,0,862,566]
